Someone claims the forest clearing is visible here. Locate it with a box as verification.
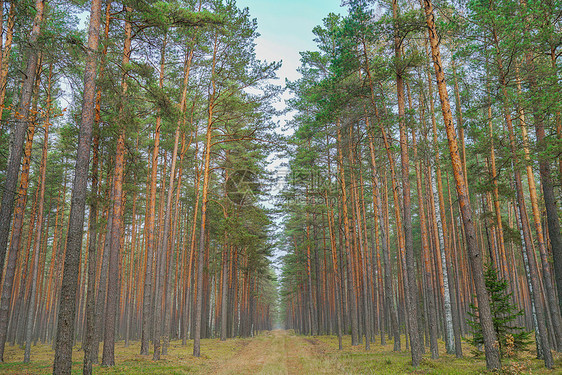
[1,0,562,374]
[1,330,560,374]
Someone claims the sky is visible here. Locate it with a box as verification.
[236,0,344,84]
[232,1,345,266]
[234,0,345,187]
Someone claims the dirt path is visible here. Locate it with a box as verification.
[214,330,341,375]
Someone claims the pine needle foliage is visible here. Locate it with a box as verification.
[467,265,531,358]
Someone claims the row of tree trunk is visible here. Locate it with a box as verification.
[283,0,562,371]
[0,1,278,374]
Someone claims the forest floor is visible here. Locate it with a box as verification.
[0,330,561,374]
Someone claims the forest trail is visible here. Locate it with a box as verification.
[214,330,340,375]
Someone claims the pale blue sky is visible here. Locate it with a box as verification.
[236,0,344,82]
[231,1,345,212]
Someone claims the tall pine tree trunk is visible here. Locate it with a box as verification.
[362,47,401,351]
[422,0,501,369]
[141,32,167,357]
[424,44,460,355]
[24,62,52,364]
[413,126,439,359]
[336,122,359,346]
[153,116,181,360]
[492,29,552,366]
[392,1,421,365]
[0,0,15,126]
[348,129,371,349]
[53,0,102,372]
[101,6,132,366]
[0,60,41,361]
[84,2,110,370]
[0,1,44,333]
[193,32,218,357]
[516,71,562,351]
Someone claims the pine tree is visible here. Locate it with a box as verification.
[467,265,531,358]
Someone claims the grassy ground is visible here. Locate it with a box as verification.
[313,334,562,374]
[0,331,560,374]
[0,337,246,374]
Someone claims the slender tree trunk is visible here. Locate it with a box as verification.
[336,122,359,346]
[24,62,52,363]
[451,60,468,189]
[0,58,41,360]
[323,127,343,348]
[516,72,562,351]
[220,241,229,341]
[153,32,183,362]
[193,32,218,358]
[305,188,316,336]
[153,109,182,360]
[183,137,202,344]
[125,187,137,347]
[141,32,167,357]
[52,0,101,372]
[393,2,421,365]
[0,0,44,324]
[44,176,64,345]
[422,0,501,369]
[361,46,401,352]
[423,43,460,355]
[493,42,552,365]
[101,7,131,367]
[530,62,562,331]
[83,2,110,370]
[0,0,15,125]
[163,38,196,355]
[347,126,371,349]
[93,201,112,360]
[325,192,343,349]
[15,69,42,345]
[164,133,189,353]
[517,0,562,324]
[412,126,439,359]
